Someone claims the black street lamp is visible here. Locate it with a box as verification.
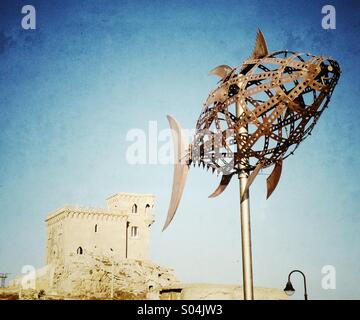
[284,270,308,300]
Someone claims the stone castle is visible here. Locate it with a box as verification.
[45,192,155,266]
[8,193,177,299]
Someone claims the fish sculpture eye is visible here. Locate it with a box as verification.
[228,84,240,97]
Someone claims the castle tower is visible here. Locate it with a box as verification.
[106,193,155,260]
[45,193,155,267]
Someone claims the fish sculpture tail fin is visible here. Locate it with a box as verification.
[162,115,190,231]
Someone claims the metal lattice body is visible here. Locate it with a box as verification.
[194,51,340,174]
[163,30,340,230]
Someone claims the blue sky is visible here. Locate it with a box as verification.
[0,0,359,299]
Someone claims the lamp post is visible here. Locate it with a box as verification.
[284,270,308,300]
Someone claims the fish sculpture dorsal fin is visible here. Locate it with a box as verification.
[209,65,233,79]
[250,29,269,59]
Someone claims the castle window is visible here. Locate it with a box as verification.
[131,226,139,238]
[145,204,150,214]
[132,204,138,214]
[95,224,98,232]
[77,247,83,255]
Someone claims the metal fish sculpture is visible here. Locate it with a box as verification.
[163,30,340,230]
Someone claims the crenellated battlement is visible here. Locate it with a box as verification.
[106,192,155,214]
[45,205,128,225]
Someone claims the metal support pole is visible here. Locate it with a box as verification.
[236,99,254,300]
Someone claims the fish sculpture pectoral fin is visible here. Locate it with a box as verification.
[209,65,233,79]
[240,162,263,202]
[250,29,269,59]
[266,159,283,199]
[162,115,190,231]
[208,173,234,198]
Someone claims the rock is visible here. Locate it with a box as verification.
[50,253,177,299]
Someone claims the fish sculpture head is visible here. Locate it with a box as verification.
[163,30,341,230]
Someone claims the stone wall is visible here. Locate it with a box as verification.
[160,283,288,300]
